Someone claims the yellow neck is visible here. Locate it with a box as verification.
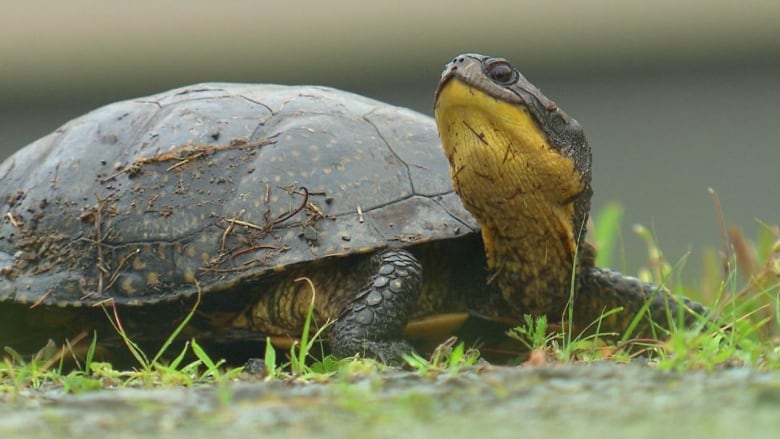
[435,80,585,312]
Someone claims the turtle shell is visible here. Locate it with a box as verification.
[0,83,478,307]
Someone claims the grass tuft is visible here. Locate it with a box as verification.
[403,336,481,374]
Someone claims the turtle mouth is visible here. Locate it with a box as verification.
[433,68,456,106]
[433,53,485,106]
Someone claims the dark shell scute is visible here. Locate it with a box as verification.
[0,83,478,306]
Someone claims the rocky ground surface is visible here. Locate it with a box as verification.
[1,362,779,439]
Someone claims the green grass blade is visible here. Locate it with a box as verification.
[100,305,150,368]
[263,337,277,379]
[591,202,624,268]
[167,340,191,371]
[150,282,203,366]
[84,331,97,373]
[291,277,317,374]
[191,338,222,379]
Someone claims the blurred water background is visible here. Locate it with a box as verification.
[2,0,779,276]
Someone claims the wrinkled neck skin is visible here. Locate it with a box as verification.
[436,79,590,317]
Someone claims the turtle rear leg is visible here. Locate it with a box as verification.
[330,249,422,365]
[575,267,707,338]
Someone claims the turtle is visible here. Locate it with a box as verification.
[0,83,487,363]
[0,57,705,365]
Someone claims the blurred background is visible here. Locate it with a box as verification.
[2,0,779,277]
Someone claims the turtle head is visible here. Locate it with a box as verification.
[433,53,594,314]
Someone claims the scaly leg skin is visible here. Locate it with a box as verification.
[329,249,423,365]
[576,267,708,338]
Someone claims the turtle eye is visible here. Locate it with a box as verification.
[484,59,517,86]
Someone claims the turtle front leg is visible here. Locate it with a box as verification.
[330,249,422,365]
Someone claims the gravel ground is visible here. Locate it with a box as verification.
[2,362,779,439]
